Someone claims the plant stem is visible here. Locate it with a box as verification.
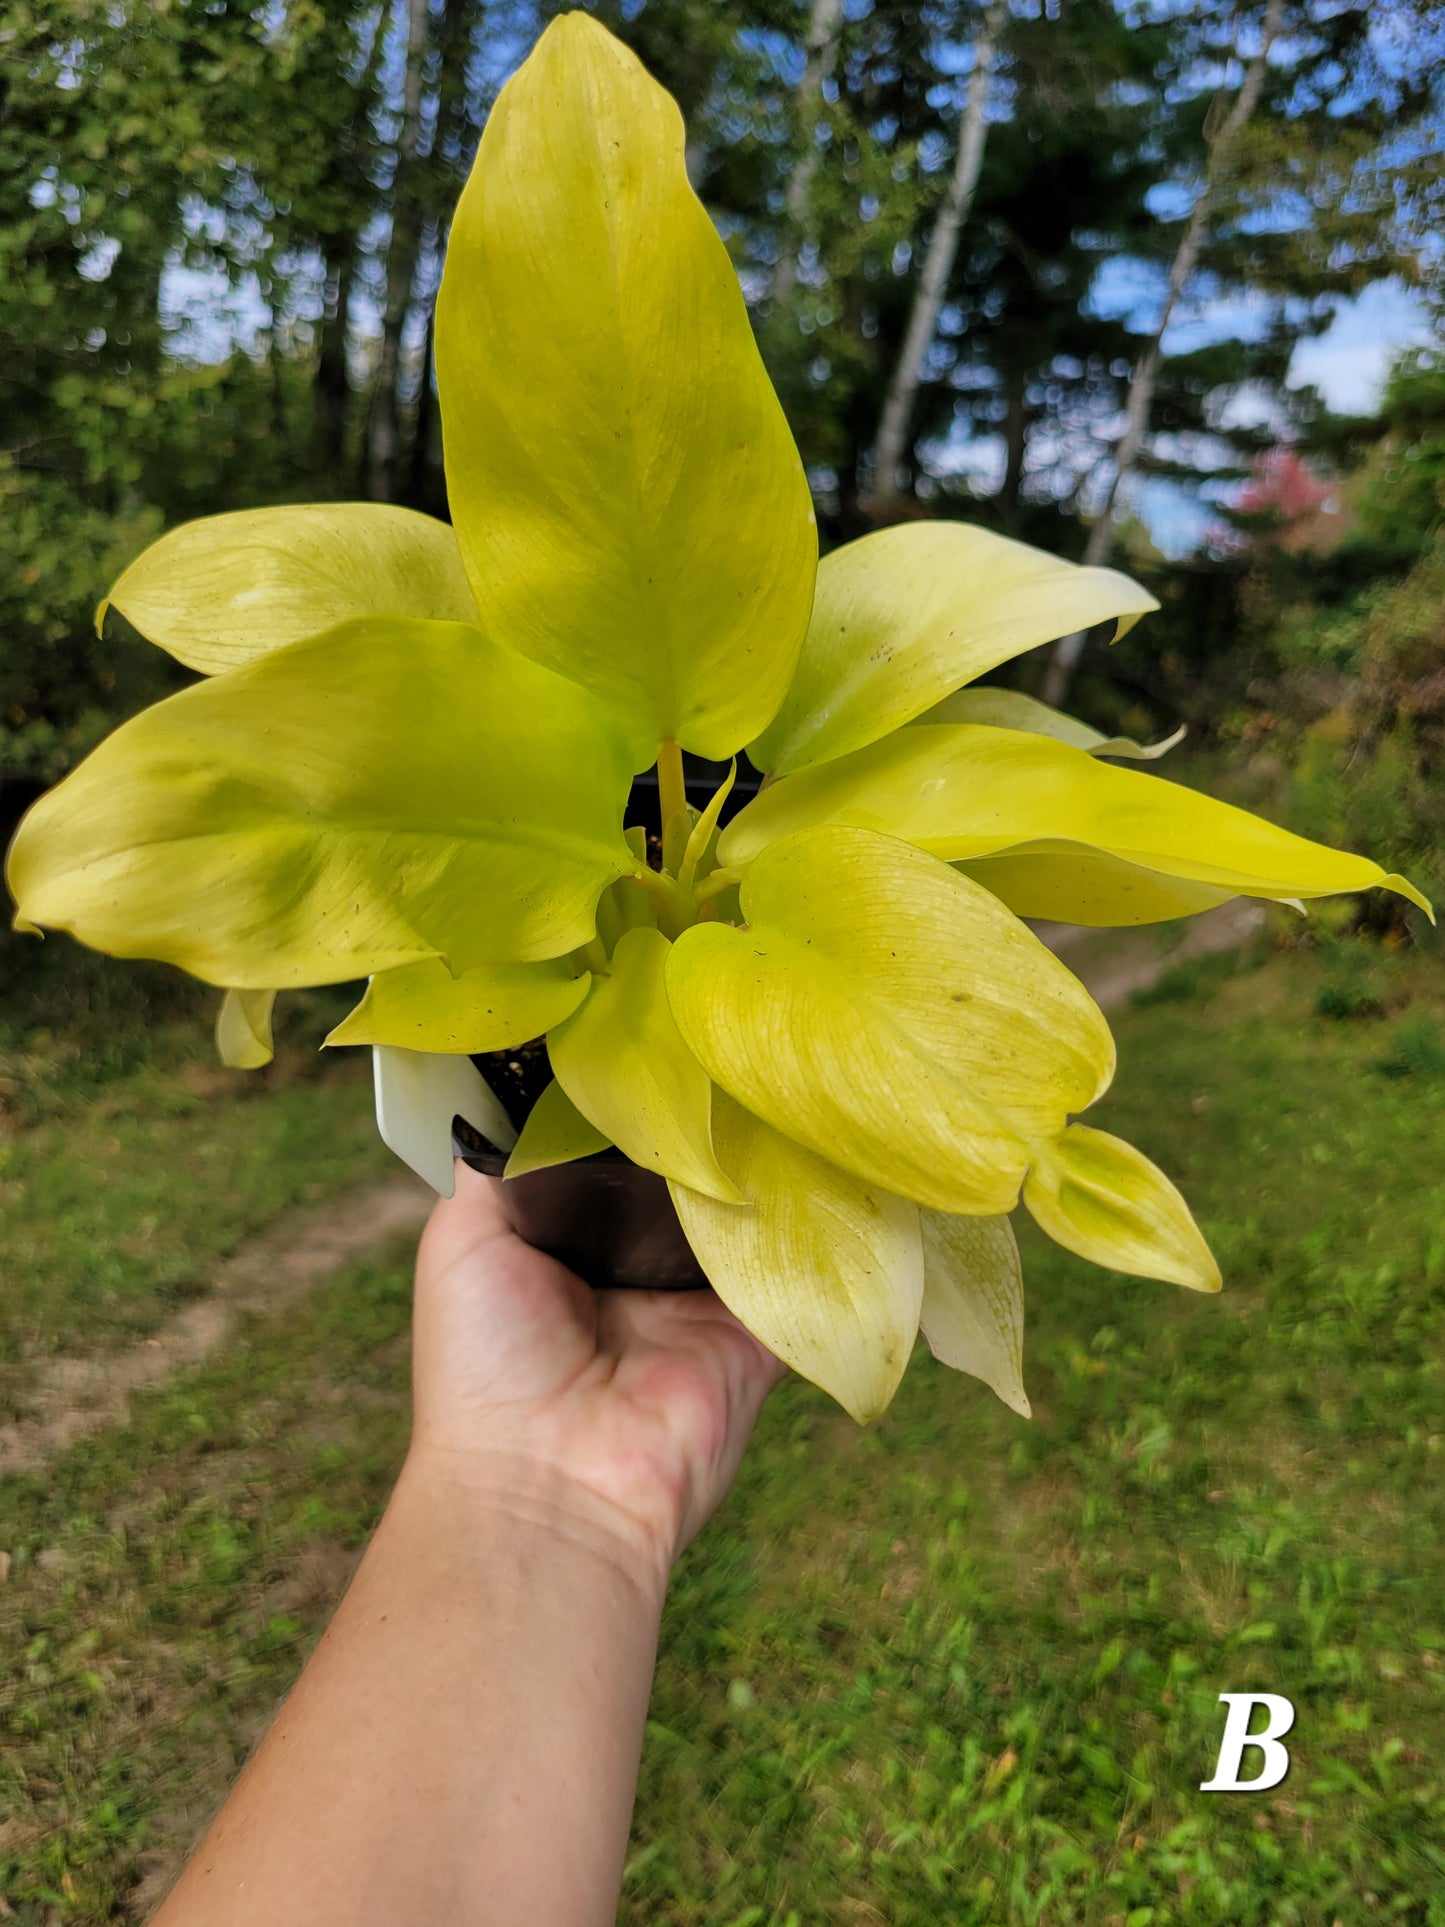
[623,864,694,938]
[657,740,686,846]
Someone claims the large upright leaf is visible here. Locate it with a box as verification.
[722,724,1431,925]
[749,522,1158,776]
[670,1096,924,1425]
[667,827,1114,1214]
[547,927,738,1201]
[8,619,637,987]
[1023,1125,1221,1292]
[99,504,476,673]
[435,12,817,763]
[326,956,590,1054]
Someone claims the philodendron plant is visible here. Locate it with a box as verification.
[8,16,1429,1425]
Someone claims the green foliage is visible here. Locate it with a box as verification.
[1376,1011,1445,1082]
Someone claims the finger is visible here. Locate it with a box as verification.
[418,1159,513,1270]
[416,1163,597,1346]
[607,1286,788,1392]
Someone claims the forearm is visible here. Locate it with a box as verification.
[154,1452,665,1926]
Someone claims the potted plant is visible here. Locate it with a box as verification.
[7,13,1427,1426]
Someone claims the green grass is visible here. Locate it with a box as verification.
[0,948,392,1419]
[2,940,1444,1923]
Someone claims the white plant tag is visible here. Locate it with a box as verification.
[372,1046,518,1197]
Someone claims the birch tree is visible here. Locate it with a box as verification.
[1040,0,1285,709]
[365,0,433,502]
[864,0,1005,515]
[770,0,845,307]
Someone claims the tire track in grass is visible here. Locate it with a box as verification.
[0,1175,431,1476]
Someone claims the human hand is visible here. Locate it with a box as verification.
[405,1162,786,1594]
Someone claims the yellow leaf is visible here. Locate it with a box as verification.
[216,987,276,1069]
[436,12,816,762]
[916,685,1185,761]
[1023,1124,1221,1292]
[7,619,638,987]
[919,1212,1030,1417]
[548,927,739,1201]
[721,724,1431,925]
[326,956,589,1053]
[956,847,1236,924]
[99,504,475,673]
[670,1096,923,1424]
[750,521,1157,775]
[505,1080,612,1177]
[667,826,1114,1213]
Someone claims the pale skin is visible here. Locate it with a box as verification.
[153,1162,785,1927]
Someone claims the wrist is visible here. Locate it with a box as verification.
[394,1442,675,1610]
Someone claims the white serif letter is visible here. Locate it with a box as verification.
[1200,1692,1295,1792]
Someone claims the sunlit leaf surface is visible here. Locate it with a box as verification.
[505,1079,613,1176]
[8,619,638,985]
[436,12,816,762]
[1023,1123,1221,1292]
[916,685,1185,761]
[750,522,1157,775]
[548,927,738,1200]
[668,826,1114,1213]
[918,1211,1030,1418]
[215,987,277,1069]
[326,956,589,1054]
[99,503,476,672]
[671,1095,923,1424]
[723,724,1430,925]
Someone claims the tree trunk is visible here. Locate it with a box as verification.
[365,0,431,503]
[1041,0,1284,709]
[770,0,845,307]
[314,252,354,480]
[404,291,439,512]
[864,0,1004,517]
[1002,362,1026,526]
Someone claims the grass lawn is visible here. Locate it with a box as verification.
[0,961,394,1422]
[2,936,1443,1923]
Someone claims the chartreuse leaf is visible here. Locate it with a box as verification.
[325,956,589,1053]
[505,1080,612,1178]
[1023,1124,1221,1292]
[670,1096,924,1424]
[918,1213,1031,1418]
[750,522,1157,776]
[436,12,816,763]
[917,686,1185,761]
[99,504,475,673]
[7,618,638,987]
[547,927,739,1202]
[958,849,1236,924]
[216,988,276,1070]
[667,827,1114,1215]
[721,724,1432,926]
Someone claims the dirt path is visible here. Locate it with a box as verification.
[1039,898,1266,1011]
[0,900,1266,1481]
[0,1174,431,1477]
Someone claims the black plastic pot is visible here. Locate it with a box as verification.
[448,754,760,1291]
[452,1117,707,1291]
